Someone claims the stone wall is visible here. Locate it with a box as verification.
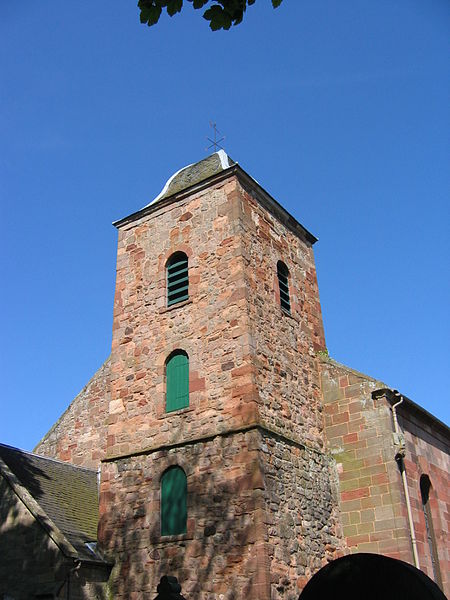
[29,159,450,599]
[107,173,329,461]
[107,176,259,461]
[397,405,450,595]
[101,171,346,598]
[99,429,269,600]
[99,426,344,600]
[260,431,344,600]
[34,358,110,469]
[321,358,412,559]
[237,182,326,451]
[321,357,450,596]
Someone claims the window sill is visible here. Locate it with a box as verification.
[151,531,194,544]
[281,307,299,323]
[158,405,194,419]
[158,298,192,314]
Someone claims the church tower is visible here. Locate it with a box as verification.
[99,152,344,599]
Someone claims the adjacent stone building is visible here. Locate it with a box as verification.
[2,152,448,599]
[320,359,449,591]
[0,443,110,599]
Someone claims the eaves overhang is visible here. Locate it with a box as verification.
[373,388,450,440]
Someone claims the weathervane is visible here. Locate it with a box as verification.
[206,122,225,152]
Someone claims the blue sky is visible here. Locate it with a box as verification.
[1,1,449,450]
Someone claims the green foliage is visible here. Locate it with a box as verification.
[138,0,284,31]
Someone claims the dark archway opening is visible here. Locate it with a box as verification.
[298,553,447,600]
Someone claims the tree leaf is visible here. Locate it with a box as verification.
[204,5,234,30]
[190,0,209,8]
[167,0,183,16]
[203,5,224,18]
[149,6,163,25]
[203,5,223,26]
[138,1,163,26]
[139,0,285,30]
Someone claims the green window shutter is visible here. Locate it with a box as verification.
[166,352,189,412]
[277,261,291,313]
[167,253,189,306]
[161,467,187,536]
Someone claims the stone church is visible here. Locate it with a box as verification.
[0,152,448,599]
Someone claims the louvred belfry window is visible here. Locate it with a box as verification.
[167,252,188,306]
[277,260,291,313]
[166,350,189,412]
[161,466,187,536]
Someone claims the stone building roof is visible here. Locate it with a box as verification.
[113,151,318,244]
[146,150,235,207]
[0,443,102,562]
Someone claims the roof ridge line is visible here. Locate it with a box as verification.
[0,442,97,473]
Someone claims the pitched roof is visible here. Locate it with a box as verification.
[145,149,235,207]
[0,443,103,562]
[113,151,318,244]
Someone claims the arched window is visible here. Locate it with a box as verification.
[167,252,189,306]
[277,260,291,313]
[161,466,187,536]
[166,350,189,412]
[420,475,443,589]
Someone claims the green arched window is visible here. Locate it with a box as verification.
[277,260,291,313]
[167,252,189,306]
[161,467,187,536]
[166,350,189,412]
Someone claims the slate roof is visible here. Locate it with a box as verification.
[0,443,102,562]
[146,149,235,207]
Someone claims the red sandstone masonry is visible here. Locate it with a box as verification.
[237,182,326,452]
[321,358,413,563]
[107,179,260,459]
[321,357,450,597]
[106,174,329,459]
[100,172,345,599]
[100,429,343,600]
[34,358,110,469]
[397,406,450,595]
[100,431,269,599]
[31,158,449,599]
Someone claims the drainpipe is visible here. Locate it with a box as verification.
[391,391,420,569]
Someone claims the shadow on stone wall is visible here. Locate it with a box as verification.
[100,434,261,600]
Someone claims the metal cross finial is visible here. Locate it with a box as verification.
[206,121,225,152]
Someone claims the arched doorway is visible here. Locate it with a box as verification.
[299,553,446,600]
